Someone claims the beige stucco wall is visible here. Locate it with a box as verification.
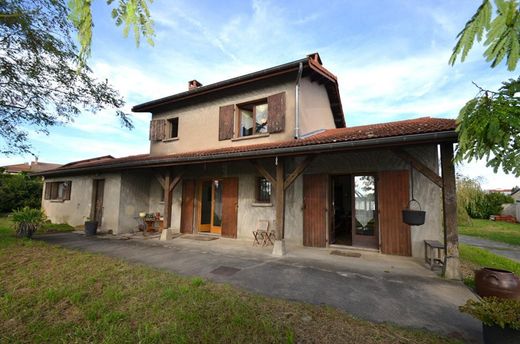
[298,77,336,136]
[117,172,151,233]
[42,173,121,232]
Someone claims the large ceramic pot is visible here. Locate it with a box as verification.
[84,221,98,236]
[483,324,520,344]
[475,268,520,300]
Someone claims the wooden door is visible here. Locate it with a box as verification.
[379,170,411,256]
[91,179,105,225]
[221,178,238,238]
[303,174,328,247]
[180,180,195,234]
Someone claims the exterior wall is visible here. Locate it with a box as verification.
[149,75,297,156]
[304,145,443,258]
[149,178,183,231]
[117,172,151,234]
[299,77,336,136]
[42,173,121,232]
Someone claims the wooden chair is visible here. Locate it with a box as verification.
[252,220,269,246]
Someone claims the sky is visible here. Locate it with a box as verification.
[2,0,519,189]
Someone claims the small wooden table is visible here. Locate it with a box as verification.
[424,240,445,270]
[145,219,164,233]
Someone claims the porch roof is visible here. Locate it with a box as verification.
[36,117,457,177]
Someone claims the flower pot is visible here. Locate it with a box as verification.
[84,221,98,236]
[402,199,426,225]
[483,324,520,344]
[475,268,520,300]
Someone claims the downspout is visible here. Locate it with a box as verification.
[294,62,303,139]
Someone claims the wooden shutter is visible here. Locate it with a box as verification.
[149,119,166,141]
[219,105,234,140]
[379,170,411,256]
[303,174,328,247]
[267,92,286,133]
[180,180,195,234]
[64,181,72,200]
[221,178,239,238]
[44,182,51,200]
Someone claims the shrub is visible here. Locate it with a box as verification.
[460,297,520,330]
[11,207,46,238]
[0,173,43,213]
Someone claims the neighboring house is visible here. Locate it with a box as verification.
[1,159,62,174]
[486,188,513,195]
[502,189,520,222]
[36,53,459,275]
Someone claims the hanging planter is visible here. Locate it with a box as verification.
[402,165,426,226]
[403,199,426,225]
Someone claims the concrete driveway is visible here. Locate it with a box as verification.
[36,232,481,343]
[460,234,520,262]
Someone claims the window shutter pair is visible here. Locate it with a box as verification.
[218,91,286,140]
[149,119,166,141]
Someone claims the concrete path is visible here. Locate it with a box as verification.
[460,235,520,262]
[36,233,481,343]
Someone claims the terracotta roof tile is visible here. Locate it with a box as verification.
[45,117,456,174]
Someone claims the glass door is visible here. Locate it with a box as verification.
[211,180,222,234]
[198,179,223,234]
[352,175,378,249]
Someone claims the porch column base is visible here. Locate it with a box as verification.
[272,239,287,256]
[160,228,173,241]
[443,256,462,280]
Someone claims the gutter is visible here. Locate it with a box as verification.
[35,131,457,177]
[294,62,303,139]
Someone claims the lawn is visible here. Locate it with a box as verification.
[459,243,520,289]
[459,219,520,246]
[0,220,457,343]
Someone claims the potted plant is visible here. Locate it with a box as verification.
[11,207,46,239]
[84,216,98,236]
[460,297,520,344]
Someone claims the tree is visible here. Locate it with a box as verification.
[449,0,520,176]
[0,173,43,212]
[0,0,154,154]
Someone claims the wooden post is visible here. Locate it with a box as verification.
[440,143,461,280]
[163,172,172,229]
[273,157,286,256]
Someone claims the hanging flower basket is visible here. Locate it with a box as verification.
[402,199,426,226]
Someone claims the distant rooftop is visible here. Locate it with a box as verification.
[1,159,62,174]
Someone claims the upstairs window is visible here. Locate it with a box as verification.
[256,177,272,203]
[239,101,268,137]
[167,117,179,139]
[44,181,72,201]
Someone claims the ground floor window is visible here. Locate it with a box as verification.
[44,181,72,200]
[256,177,271,203]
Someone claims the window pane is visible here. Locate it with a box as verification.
[213,180,222,226]
[201,181,212,225]
[255,104,268,134]
[257,177,271,203]
[240,109,253,136]
[354,176,376,236]
[169,118,178,138]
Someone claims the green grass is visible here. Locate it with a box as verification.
[459,243,520,288]
[459,219,520,246]
[0,220,458,343]
[40,221,75,233]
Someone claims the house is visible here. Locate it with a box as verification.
[36,53,460,278]
[2,158,62,174]
[502,189,520,222]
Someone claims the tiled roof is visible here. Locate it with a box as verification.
[40,117,456,175]
[2,161,62,173]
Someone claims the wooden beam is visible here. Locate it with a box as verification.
[440,143,461,280]
[163,172,172,229]
[250,160,276,185]
[169,174,183,192]
[155,173,165,189]
[275,159,285,240]
[392,149,442,188]
[284,156,314,190]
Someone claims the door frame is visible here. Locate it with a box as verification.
[196,178,223,235]
[351,173,379,249]
[90,179,105,226]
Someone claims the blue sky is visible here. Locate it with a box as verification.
[2,0,518,189]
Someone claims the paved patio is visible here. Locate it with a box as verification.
[36,232,482,343]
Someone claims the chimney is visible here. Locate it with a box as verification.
[188,80,202,90]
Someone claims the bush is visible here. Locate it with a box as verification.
[460,297,520,330]
[0,173,42,213]
[11,207,46,238]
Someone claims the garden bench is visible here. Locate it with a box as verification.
[424,240,445,270]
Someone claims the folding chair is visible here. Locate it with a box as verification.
[263,226,276,246]
[252,220,269,246]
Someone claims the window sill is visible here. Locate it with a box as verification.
[50,199,65,203]
[162,137,179,143]
[231,133,269,142]
[252,202,272,207]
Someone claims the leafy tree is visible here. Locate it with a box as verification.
[0,173,43,213]
[0,0,154,154]
[449,0,520,176]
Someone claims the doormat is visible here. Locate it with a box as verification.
[181,235,219,241]
[330,250,361,258]
[210,266,241,276]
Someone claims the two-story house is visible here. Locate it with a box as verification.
[38,53,460,277]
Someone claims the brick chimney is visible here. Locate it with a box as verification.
[188,80,202,90]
